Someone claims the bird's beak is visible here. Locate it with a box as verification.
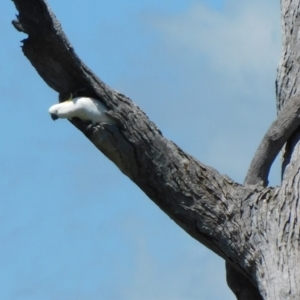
[50,113,59,121]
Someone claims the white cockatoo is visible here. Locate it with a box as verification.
[49,96,115,125]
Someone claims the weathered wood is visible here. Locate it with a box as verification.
[226,261,263,300]
[276,0,300,176]
[11,0,300,299]
[245,91,300,187]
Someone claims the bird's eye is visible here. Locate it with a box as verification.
[55,109,58,113]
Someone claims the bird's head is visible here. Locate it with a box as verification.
[49,96,75,121]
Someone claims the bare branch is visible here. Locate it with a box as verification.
[245,0,300,188]
[276,0,300,178]
[245,92,300,187]
[226,262,263,300]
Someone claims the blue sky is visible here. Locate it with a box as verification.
[1,0,280,299]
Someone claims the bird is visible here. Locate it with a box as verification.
[49,96,115,125]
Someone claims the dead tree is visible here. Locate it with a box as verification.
[10,0,300,299]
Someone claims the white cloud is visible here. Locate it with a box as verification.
[150,0,280,77]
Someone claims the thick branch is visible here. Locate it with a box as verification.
[226,262,263,300]
[11,0,244,256]
[245,92,300,187]
[246,0,300,188]
[276,0,300,178]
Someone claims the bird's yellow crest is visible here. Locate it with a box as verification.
[65,93,73,102]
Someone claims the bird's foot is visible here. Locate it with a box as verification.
[87,122,103,133]
[87,123,95,133]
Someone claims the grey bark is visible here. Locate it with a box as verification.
[10,0,300,299]
[245,91,300,187]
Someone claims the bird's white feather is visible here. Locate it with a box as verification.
[49,97,115,124]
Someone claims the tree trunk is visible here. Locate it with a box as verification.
[10,0,300,299]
